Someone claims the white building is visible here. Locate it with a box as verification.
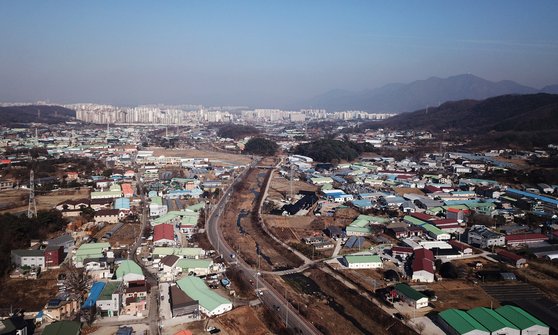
[11,250,45,270]
[343,254,383,269]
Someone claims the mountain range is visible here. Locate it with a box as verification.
[362,93,558,148]
[300,74,558,113]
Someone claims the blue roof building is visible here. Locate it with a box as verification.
[82,282,106,309]
[114,197,131,210]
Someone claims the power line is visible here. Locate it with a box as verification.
[28,170,37,218]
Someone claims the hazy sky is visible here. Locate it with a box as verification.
[1,1,557,107]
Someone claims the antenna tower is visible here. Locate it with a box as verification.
[289,164,294,202]
[27,170,37,218]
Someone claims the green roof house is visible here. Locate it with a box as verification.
[394,283,429,309]
[115,260,145,282]
[439,309,489,335]
[176,259,213,276]
[177,276,232,316]
[467,307,520,335]
[495,305,549,335]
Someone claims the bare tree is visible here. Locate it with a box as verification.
[415,322,426,334]
[62,264,91,322]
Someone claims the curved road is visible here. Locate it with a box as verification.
[206,162,321,335]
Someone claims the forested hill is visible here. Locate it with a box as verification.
[362,93,558,148]
[365,93,558,132]
[0,105,76,125]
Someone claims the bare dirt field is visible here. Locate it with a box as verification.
[333,207,360,227]
[266,175,317,201]
[220,159,303,271]
[343,268,386,292]
[515,262,558,301]
[149,147,252,166]
[263,215,316,229]
[160,320,206,335]
[0,188,90,214]
[270,268,414,335]
[428,280,497,312]
[215,305,272,335]
[393,188,425,196]
[110,222,140,246]
[0,268,62,311]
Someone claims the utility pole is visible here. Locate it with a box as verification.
[285,287,289,328]
[28,170,37,218]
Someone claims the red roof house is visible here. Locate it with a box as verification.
[153,224,175,246]
[411,248,435,282]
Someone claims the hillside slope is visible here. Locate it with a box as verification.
[363,93,558,148]
[0,105,75,125]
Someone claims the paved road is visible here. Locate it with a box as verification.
[131,169,161,335]
[206,161,321,335]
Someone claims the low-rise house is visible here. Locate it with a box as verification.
[391,246,414,259]
[176,259,214,276]
[343,254,383,269]
[160,255,180,275]
[44,246,64,267]
[11,249,45,270]
[91,190,122,200]
[0,316,27,335]
[123,285,148,316]
[303,236,335,250]
[55,199,89,211]
[116,260,145,282]
[448,240,473,256]
[505,233,548,247]
[43,298,79,321]
[467,225,505,248]
[46,234,75,253]
[94,209,120,224]
[467,307,520,335]
[153,224,176,247]
[149,196,168,217]
[74,242,110,268]
[411,248,435,283]
[310,177,333,185]
[346,215,389,236]
[90,198,113,211]
[495,305,549,335]
[324,226,345,239]
[394,283,429,309]
[176,276,232,316]
[0,180,14,191]
[96,281,122,317]
[152,247,205,259]
[439,308,490,335]
[496,249,527,268]
[170,284,200,319]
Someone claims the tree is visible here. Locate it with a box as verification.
[439,262,458,279]
[415,322,426,334]
[102,168,113,177]
[217,124,260,139]
[80,207,95,222]
[243,138,279,156]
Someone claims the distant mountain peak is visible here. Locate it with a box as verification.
[299,74,538,112]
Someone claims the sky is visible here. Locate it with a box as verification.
[1,1,557,107]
